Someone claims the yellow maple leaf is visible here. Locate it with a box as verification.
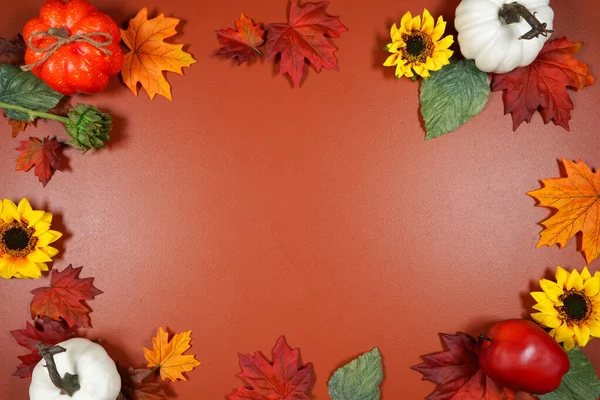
[528,158,600,263]
[121,8,196,100]
[143,328,201,381]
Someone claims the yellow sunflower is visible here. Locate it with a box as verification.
[531,266,600,351]
[0,198,62,279]
[383,9,454,79]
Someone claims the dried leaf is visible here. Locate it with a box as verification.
[15,136,64,187]
[121,8,197,100]
[492,37,594,131]
[410,332,536,400]
[229,336,313,400]
[527,158,600,263]
[266,1,348,87]
[0,35,26,65]
[10,317,72,378]
[30,265,103,328]
[3,111,36,137]
[215,13,265,65]
[143,328,201,381]
[119,367,168,400]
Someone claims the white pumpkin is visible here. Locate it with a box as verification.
[455,0,554,73]
[29,338,121,400]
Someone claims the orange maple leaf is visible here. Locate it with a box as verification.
[528,158,600,263]
[120,8,196,100]
[143,328,200,381]
[3,111,36,138]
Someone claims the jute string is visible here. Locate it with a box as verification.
[21,30,113,71]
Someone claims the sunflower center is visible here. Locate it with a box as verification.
[0,221,37,258]
[559,289,592,324]
[401,32,434,63]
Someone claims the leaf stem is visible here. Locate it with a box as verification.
[0,101,69,124]
[141,365,161,382]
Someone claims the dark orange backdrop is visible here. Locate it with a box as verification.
[1,0,599,398]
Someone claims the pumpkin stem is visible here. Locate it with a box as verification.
[478,334,492,342]
[498,2,554,40]
[37,343,81,397]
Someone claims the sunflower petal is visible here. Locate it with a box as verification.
[581,266,592,280]
[400,12,413,32]
[15,258,42,279]
[41,246,59,258]
[421,9,434,34]
[1,199,19,223]
[0,258,17,279]
[554,322,575,342]
[410,15,421,31]
[555,266,569,287]
[563,337,576,351]
[531,312,562,328]
[567,269,584,291]
[574,324,591,347]
[589,319,600,337]
[531,291,550,303]
[435,35,454,50]
[36,230,62,247]
[431,17,447,41]
[17,198,33,215]
[540,279,564,302]
[390,23,399,40]
[584,275,600,297]
[533,299,559,314]
[27,248,53,263]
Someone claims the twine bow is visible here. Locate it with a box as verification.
[21,28,113,72]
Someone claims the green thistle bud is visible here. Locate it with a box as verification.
[65,104,112,152]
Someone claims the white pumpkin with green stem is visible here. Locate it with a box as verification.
[29,338,121,400]
[455,0,554,73]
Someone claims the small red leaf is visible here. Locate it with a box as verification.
[266,1,348,87]
[491,37,594,131]
[215,13,265,65]
[10,317,72,378]
[229,336,313,400]
[30,265,103,328]
[410,333,537,400]
[3,111,36,138]
[15,136,64,187]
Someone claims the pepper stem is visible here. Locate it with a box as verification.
[37,343,81,397]
[479,334,492,342]
[499,2,554,40]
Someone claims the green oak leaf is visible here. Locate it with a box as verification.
[540,347,600,400]
[420,59,490,140]
[328,347,383,400]
[0,64,62,121]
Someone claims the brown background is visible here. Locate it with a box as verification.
[1,0,599,398]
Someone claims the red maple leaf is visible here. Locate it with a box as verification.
[118,367,168,400]
[411,333,537,400]
[15,136,64,187]
[30,265,103,328]
[491,37,594,131]
[215,13,265,65]
[10,317,72,378]
[266,1,348,87]
[229,336,313,399]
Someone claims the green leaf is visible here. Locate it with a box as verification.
[0,64,62,121]
[420,59,490,140]
[540,347,600,400]
[328,347,383,400]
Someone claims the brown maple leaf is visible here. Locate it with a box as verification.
[121,8,197,100]
[15,136,64,187]
[119,367,168,400]
[492,37,594,131]
[30,265,103,328]
[528,158,600,263]
[215,13,265,65]
[411,332,536,400]
[0,35,26,65]
[266,1,348,87]
[3,111,36,138]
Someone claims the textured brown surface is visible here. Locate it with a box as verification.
[1,0,599,399]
